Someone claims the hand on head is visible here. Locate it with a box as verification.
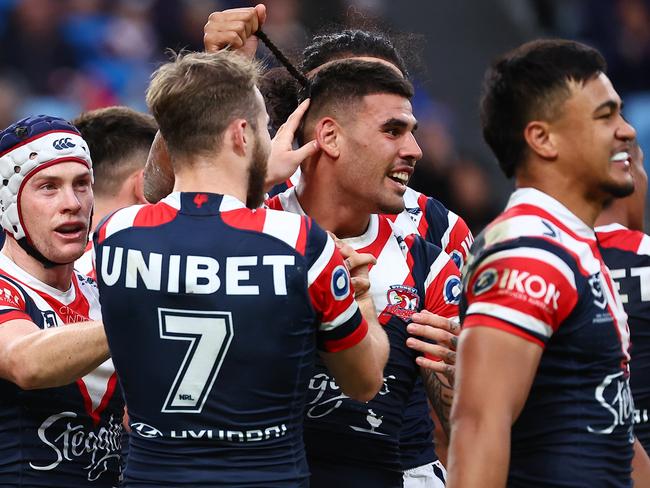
[266,99,319,189]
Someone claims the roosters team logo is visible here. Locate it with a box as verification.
[382,285,420,321]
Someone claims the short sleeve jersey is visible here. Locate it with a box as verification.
[597,223,650,451]
[267,187,460,482]
[0,253,123,488]
[462,188,633,487]
[93,192,367,487]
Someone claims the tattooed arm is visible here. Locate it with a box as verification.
[407,311,460,437]
[421,367,454,437]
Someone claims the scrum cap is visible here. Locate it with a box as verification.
[0,115,93,240]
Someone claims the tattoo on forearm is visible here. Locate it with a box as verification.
[422,369,455,438]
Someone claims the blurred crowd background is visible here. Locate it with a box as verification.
[1,0,649,234]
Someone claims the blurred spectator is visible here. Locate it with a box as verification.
[61,0,109,64]
[152,0,224,52]
[0,0,76,95]
[409,88,507,233]
[578,0,650,94]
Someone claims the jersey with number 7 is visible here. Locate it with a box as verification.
[94,192,369,487]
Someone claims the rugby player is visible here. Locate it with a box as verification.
[0,115,123,487]
[94,51,388,487]
[265,58,460,488]
[139,9,472,485]
[449,39,650,487]
[595,140,650,467]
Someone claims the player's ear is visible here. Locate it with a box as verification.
[524,120,558,160]
[133,169,147,204]
[229,119,249,157]
[314,117,340,159]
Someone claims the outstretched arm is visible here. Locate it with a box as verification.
[0,319,109,390]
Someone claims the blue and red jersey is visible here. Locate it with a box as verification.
[462,188,633,487]
[94,191,368,487]
[0,253,123,487]
[385,186,473,272]
[597,223,650,451]
[270,176,472,472]
[268,187,460,486]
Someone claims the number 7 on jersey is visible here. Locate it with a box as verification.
[158,308,234,413]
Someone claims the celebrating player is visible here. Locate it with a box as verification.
[93,51,388,487]
[448,39,650,487]
[0,115,123,487]
[265,58,460,488]
[141,9,471,485]
[595,141,650,471]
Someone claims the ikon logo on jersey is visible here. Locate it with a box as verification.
[383,285,420,321]
[472,267,560,310]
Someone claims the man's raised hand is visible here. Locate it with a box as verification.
[204,4,267,58]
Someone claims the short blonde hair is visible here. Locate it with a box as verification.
[146,51,261,161]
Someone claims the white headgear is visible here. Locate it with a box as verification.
[0,115,93,241]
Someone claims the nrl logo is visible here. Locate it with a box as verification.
[588,273,608,310]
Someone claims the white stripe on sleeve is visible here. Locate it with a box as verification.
[308,235,335,287]
[465,301,554,338]
[319,300,359,332]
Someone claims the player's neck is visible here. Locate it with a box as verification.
[295,180,371,238]
[2,239,73,291]
[172,155,248,205]
[517,170,604,228]
[595,201,629,229]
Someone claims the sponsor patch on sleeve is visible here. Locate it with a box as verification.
[330,265,351,301]
[444,275,462,305]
